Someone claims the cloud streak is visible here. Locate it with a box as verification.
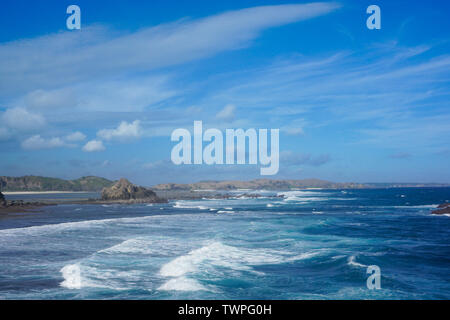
[0,3,340,97]
[21,135,71,150]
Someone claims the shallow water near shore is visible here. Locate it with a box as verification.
[0,188,449,299]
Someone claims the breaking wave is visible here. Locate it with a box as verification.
[158,277,208,291]
[157,242,322,291]
[347,255,367,268]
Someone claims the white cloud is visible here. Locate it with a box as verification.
[78,76,176,112]
[20,88,76,110]
[65,131,86,142]
[0,3,340,96]
[205,44,450,149]
[216,104,236,121]
[21,135,69,150]
[2,107,46,132]
[82,140,105,152]
[97,120,142,141]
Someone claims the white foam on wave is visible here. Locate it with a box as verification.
[158,277,208,291]
[159,241,321,285]
[347,255,367,268]
[159,242,296,291]
[283,196,327,202]
[60,264,82,289]
[276,190,355,204]
[393,204,439,209]
[99,238,154,255]
[98,237,187,256]
[0,214,183,237]
[60,262,141,290]
[217,210,235,214]
[0,218,114,237]
[287,251,323,261]
[277,190,329,197]
[173,201,210,210]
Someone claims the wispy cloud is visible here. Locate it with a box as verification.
[0,2,341,148]
[203,44,450,150]
[21,135,71,150]
[1,2,449,183]
[0,3,340,97]
[216,104,236,121]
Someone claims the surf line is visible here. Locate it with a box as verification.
[178,304,213,318]
[171,121,279,175]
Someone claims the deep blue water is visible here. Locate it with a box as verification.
[0,188,449,299]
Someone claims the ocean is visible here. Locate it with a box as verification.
[0,188,449,299]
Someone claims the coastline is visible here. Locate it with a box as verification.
[1,187,448,218]
[2,191,94,195]
[0,189,281,217]
[0,202,56,217]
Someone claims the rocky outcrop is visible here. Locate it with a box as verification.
[101,178,167,203]
[0,193,55,214]
[432,203,450,215]
[0,192,6,207]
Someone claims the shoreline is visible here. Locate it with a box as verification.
[0,202,56,216]
[1,188,447,218]
[2,191,95,195]
[0,190,282,217]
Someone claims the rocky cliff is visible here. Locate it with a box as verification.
[101,178,167,203]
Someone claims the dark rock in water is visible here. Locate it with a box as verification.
[432,203,450,215]
[0,192,6,207]
[0,192,54,214]
[101,178,167,203]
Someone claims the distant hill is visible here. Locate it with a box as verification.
[152,178,367,191]
[0,176,114,192]
[1,176,447,192]
[364,182,450,188]
[152,179,450,191]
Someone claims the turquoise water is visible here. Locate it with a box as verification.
[0,188,449,299]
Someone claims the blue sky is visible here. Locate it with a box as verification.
[1,0,449,185]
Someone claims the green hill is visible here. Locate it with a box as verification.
[0,176,114,192]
